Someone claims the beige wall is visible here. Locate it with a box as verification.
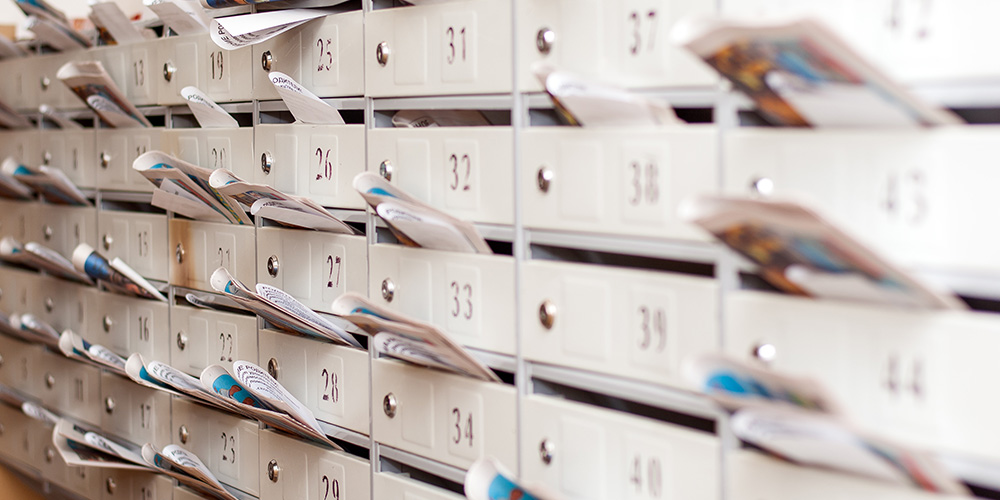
[0,465,45,500]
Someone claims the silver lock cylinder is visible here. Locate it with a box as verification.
[381,278,395,302]
[178,425,189,444]
[44,373,55,389]
[102,234,113,251]
[103,315,114,333]
[105,396,116,414]
[261,50,274,71]
[539,439,555,464]
[536,28,556,54]
[539,300,556,329]
[176,331,188,350]
[537,167,554,193]
[44,297,54,313]
[267,255,280,277]
[106,477,117,494]
[40,76,50,90]
[100,151,111,169]
[383,393,397,418]
[163,61,176,82]
[175,243,185,263]
[752,343,777,364]
[267,358,279,379]
[379,160,393,181]
[261,151,273,175]
[267,459,281,482]
[376,41,390,66]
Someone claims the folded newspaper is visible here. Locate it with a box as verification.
[72,243,167,301]
[133,150,251,225]
[680,195,963,309]
[0,310,30,341]
[354,172,492,254]
[89,1,146,45]
[0,33,28,59]
[9,314,61,350]
[0,99,32,130]
[126,353,241,413]
[58,330,128,377]
[210,267,361,347]
[181,86,239,128]
[208,168,355,233]
[0,237,93,284]
[268,71,344,124]
[145,0,211,36]
[40,104,83,130]
[685,353,968,495]
[672,17,961,127]
[53,419,239,500]
[2,157,90,206]
[392,109,491,128]
[331,292,500,382]
[57,61,151,128]
[209,8,340,50]
[0,160,33,200]
[731,406,968,495]
[465,457,558,500]
[25,15,91,51]
[534,64,679,127]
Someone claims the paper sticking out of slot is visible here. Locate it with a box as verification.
[145,0,211,35]
[26,15,90,51]
[672,17,962,127]
[40,104,83,129]
[680,195,964,309]
[392,109,492,128]
[268,71,345,125]
[181,86,239,128]
[58,61,151,128]
[534,64,679,127]
[90,2,146,45]
[210,8,335,49]
[354,172,492,254]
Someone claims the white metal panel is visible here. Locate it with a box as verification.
[96,128,163,192]
[168,219,256,292]
[100,372,172,448]
[522,126,716,241]
[369,244,516,355]
[170,305,258,378]
[365,0,513,97]
[254,123,366,209]
[518,0,717,91]
[368,127,514,225]
[521,259,718,388]
[258,429,371,500]
[92,290,170,363]
[97,210,169,282]
[371,358,516,470]
[160,127,256,182]
[257,227,366,314]
[259,330,369,435]
[522,395,720,500]
[39,128,97,189]
[252,12,365,100]
[172,398,260,496]
[374,472,466,500]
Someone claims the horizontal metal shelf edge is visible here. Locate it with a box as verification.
[527,361,722,424]
[372,94,515,111]
[525,228,725,266]
[318,420,370,449]
[377,444,467,486]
